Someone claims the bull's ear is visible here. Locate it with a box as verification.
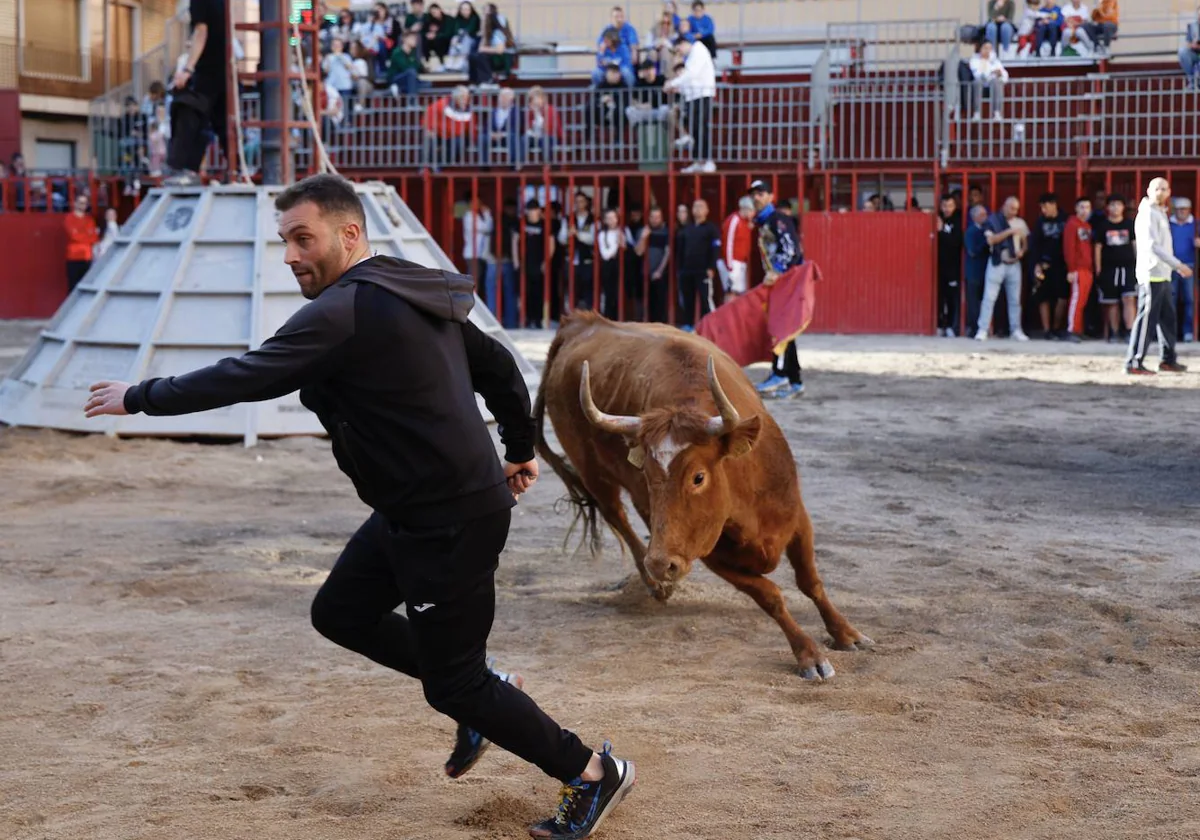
[721,416,762,459]
[627,444,646,469]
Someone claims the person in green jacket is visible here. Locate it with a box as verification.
[389,30,427,95]
[984,0,1015,51]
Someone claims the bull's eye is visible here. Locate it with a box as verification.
[692,472,705,486]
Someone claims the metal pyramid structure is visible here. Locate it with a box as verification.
[0,181,539,444]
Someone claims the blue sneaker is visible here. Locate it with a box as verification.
[755,374,788,394]
[772,382,806,399]
[679,324,695,333]
[528,742,636,839]
[444,661,523,779]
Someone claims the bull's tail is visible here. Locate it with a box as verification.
[534,341,603,558]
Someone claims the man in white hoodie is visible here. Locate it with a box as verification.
[1126,177,1192,375]
[664,35,716,173]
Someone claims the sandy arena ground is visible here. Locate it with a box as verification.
[2,318,1199,840]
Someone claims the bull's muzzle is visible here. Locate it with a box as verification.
[647,554,691,584]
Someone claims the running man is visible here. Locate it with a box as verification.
[748,178,805,399]
[1126,177,1191,375]
[84,174,636,839]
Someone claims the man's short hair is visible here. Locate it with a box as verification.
[939,192,956,203]
[1107,193,1125,205]
[274,174,367,228]
[524,198,541,211]
[692,0,705,8]
[1075,196,1091,206]
[1039,192,1058,205]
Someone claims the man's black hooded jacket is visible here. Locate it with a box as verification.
[123,256,533,527]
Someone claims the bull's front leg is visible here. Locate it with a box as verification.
[700,554,835,681]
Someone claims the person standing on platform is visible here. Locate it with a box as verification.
[166,0,228,184]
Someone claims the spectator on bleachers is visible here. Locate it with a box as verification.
[593,28,634,87]
[663,0,681,29]
[424,85,474,169]
[937,193,963,336]
[976,196,1030,341]
[323,38,355,103]
[141,80,167,119]
[560,192,597,309]
[119,96,147,174]
[645,10,679,74]
[665,33,716,173]
[984,0,1016,54]
[405,0,426,33]
[593,64,630,133]
[598,207,625,320]
[1059,0,1094,55]
[687,1,716,54]
[470,3,515,85]
[968,41,1008,120]
[321,79,346,137]
[517,199,552,328]
[1089,0,1118,53]
[1180,11,1200,85]
[332,9,356,45]
[524,86,562,162]
[1093,193,1136,342]
[627,59,669,125]
[444,1,482,71]
[389,31,427,95]
[422,4,452,67]
[350,41,375,106]
[355,4,393,77]
[1170,197,1198,341]
[964,203,991,335]
[638,205,672,322]
[1018,0,1061,58]
[599,6,640,56]
[1029,193,1070,339]
[481,86,520,164]
[147,105,168,176]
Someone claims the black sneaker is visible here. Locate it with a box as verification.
[1126,364,1156,376]
[1159,361,1188,373]
[528,742,636,839]
[444,664,523,779]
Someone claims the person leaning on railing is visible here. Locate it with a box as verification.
[523,86,562,163]
[424,86,475,170]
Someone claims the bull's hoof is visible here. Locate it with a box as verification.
[798,659,836,682]
[830,633,874,652]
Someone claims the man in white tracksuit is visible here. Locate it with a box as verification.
[1126,177,1193,375]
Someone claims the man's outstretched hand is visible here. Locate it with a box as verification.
[85,381,132,418]
[505,458,539,500]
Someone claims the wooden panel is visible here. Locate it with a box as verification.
[0,213,69,318]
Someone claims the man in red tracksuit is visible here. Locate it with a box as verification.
[718,196,754,300]
[1063,195,1094,340]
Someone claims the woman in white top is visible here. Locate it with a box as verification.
[597,207,625,320]
[322,38,355,100]
[968,41,1009,121]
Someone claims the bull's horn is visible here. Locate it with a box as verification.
[580,361,642,435]
[705,356,741,436]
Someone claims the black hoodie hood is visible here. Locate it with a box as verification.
[337,255,475,323]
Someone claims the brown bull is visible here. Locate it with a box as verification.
[534,312,871,680]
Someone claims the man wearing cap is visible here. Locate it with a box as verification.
[663,32,715,174]
[718,196,755,301]
[1169,195,1199,342]
[748,179,805,399]
[1126,177,1191,375]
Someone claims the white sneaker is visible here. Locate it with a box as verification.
[993,109,1004,121]
[680,162,701,174]
[975,330,988,341]
[971,112,982,122]
[1012,330,1030,341]
[673,134,693,149]
[700,161,716,173]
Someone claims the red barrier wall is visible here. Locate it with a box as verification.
[0,214,68,318]
[803,211,935,334]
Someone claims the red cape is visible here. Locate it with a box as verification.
[696,262,822,366]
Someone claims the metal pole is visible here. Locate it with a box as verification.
[260,0,285,185]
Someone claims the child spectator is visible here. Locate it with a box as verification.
[444,1,481,71]
[389,31,426,95]
[687,1,716,54]
[593,28,634,86]
[968,41,1008,121]
[469,3,515,86]
[1063,196,1094,340]
[598,207,625,319]
[422,3,452,67]
[1018,0,1061,57]
[64,194,100,292]
[1169,197,1198,341]
[1093,193,1136,342]
[147,105,168,176]
[323,38,355,103]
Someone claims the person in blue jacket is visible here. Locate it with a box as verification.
[1169,196,1199,341]
[687,0,717,53]
[748,179,806,399]
[592,27,634,86]
[964,204,991,337]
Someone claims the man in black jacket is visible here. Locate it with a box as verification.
[84,175,635,840]
[675,197,720,330]
[936,192,964,337]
